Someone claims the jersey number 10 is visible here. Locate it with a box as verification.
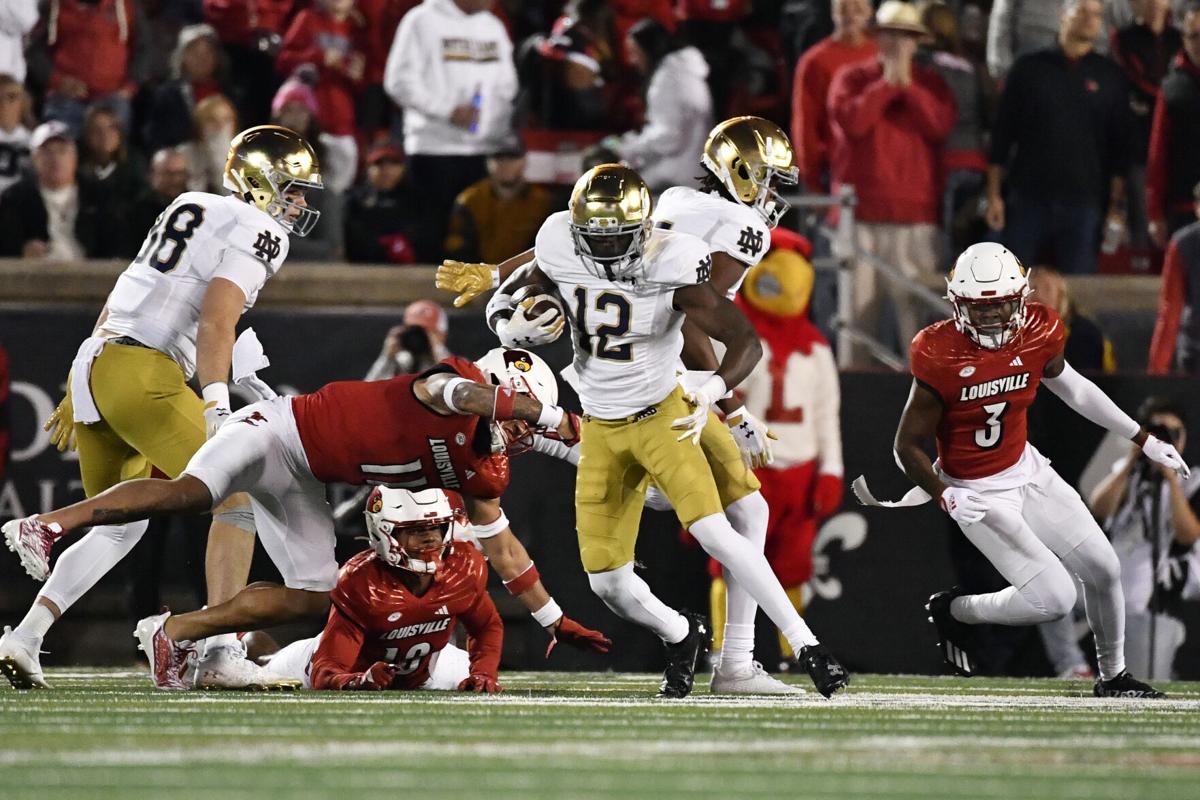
[135,203,205,274]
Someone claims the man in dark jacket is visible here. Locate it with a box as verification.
[121,147,193,258]
[344,143,423,264]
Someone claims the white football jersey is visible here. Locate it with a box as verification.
[534,210,713,418]
[0,125,30,196]
[652,186,770,298]
[98,192,290,379]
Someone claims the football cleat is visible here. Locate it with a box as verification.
[3,516,61,582]
[796,643,850,697]
[195,639,300,691]
[1093,671,1166,699]
[134,611,197,690]
[658,612,709,699]
[0,626,49,689]
[927,588,975,677]
[711,660,804,695]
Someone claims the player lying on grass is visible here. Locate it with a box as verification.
[3,349,608,689]
[855,243,1186,698]
[255,487,502,693]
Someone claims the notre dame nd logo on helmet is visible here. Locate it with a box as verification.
[253,230,283,262]
[736,226,764,258]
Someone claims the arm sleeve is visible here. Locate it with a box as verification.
[811,344,844,476]
[1041,361,1140,439]
[829,68,902,141]
[531,434,580,465]
[1148,238,1186,374]
[460,576,503,679]
[383,13,457,120]
[308,605,369,690]
[1146,93,1170,222]
[986,0,1015,79]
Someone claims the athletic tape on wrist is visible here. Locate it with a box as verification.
[493,385,517,420]
[503,560,539,594]
[442,377,470,413]
[472,509,510,540]
[532,598,563,628]
[202,382,230,409]
[537,403,564,429]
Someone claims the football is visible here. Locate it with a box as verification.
[511,283,566,326]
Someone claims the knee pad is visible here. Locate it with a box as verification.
[213,503,256,533]
[587,564,633,605]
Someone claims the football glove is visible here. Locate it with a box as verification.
[495,296,565,348]
[725,407,776,469]
[545,615,612,656]
[44,392,77,452]
[812,473,844,519]
[437,260,499,308]
[1142,434,1190,479]
[938,487,988,525]
[458,673,503,693]
[672,375,727,445]
[543,411,582,448]
[344,661,397,690]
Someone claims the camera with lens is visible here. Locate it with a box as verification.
[392,324,433,373]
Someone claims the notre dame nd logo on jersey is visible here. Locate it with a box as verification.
[736,226,764,258]
[253,230,283,262]
[696,254,712,283]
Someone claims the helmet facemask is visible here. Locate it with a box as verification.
[371,519,453,575]
[950,291,1028,350]
[570,217,651,281]
[229,166,322,237]
[701,148,799,229]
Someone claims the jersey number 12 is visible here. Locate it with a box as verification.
[573,287,633,362]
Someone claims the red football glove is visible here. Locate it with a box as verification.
[545,615,612,657]
[544,411,582,448]
[812,473,844,520]
[344,661,397,690]
[458,673,503,693]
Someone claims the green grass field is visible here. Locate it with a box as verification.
[3,670,1200,800]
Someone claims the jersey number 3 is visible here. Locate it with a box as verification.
[136,203,205,274]
[974,402,1007,449]
[573,287,632,362]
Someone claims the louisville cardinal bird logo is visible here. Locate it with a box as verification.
[238,411,268,427]
[369,489,384,514]
[504,350,533,372]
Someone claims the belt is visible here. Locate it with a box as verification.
[584,404,660,425]
[108,336,154,350]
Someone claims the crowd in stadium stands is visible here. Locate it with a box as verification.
[0,0,1198,370]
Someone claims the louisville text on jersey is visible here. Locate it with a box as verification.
[958,372,1031,402]
[380,618,452,641]
[429,437,462,489]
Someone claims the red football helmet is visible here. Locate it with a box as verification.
[363,487,465,575]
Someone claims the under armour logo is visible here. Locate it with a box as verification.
[736,226,764,257]
[252,230,282,262]
[239,411,268,427]
[696,254,712,283]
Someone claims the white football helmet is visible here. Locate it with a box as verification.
[474,347,559,455]
[946,243,1031,350]
[364,486,464,575]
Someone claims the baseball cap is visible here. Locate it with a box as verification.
[366,143,405,165]
[30,120,73,151]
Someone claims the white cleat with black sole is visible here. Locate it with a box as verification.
[710,660,805,695]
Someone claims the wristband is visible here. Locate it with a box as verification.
[531,598,563,628]
[503,560,539,594]
[537,403,564,429]
[701,374,728,401]
[493,385,517,420]
[472,509,509,539]
[442,376,470,413]
[202,382,230,408]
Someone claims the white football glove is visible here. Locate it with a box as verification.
[938,487,989,525]
[495,296,565,348]
[1142,435,1191,479]
[671,375,726,445]
[725,406,776,469]
[202,382,231,439]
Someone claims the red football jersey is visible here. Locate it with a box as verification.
[291,356,510,498]
[308,546,503,690]
[910,303,1066,480]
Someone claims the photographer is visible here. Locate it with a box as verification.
[365,299,451,381]
[1089,397,1200,680]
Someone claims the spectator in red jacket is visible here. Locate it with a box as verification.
[790,0,877,191]
[203,0,296,126]
[1147,3,1200,248]
[1148,181,1200,375]
[828,0,956,365]
[41,0,143,136]
[277,0,367,138]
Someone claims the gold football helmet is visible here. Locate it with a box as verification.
[223,125,323,237]
[568,164,653,280]
[701,116,798,229]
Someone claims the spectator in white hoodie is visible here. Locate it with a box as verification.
[0,0,36,85]
[612,18,713,193]
[383,0,518,261]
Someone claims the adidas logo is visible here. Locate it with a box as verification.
[435,605,449,616]
[1009,356,1024,367]
[465,469,476,480]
